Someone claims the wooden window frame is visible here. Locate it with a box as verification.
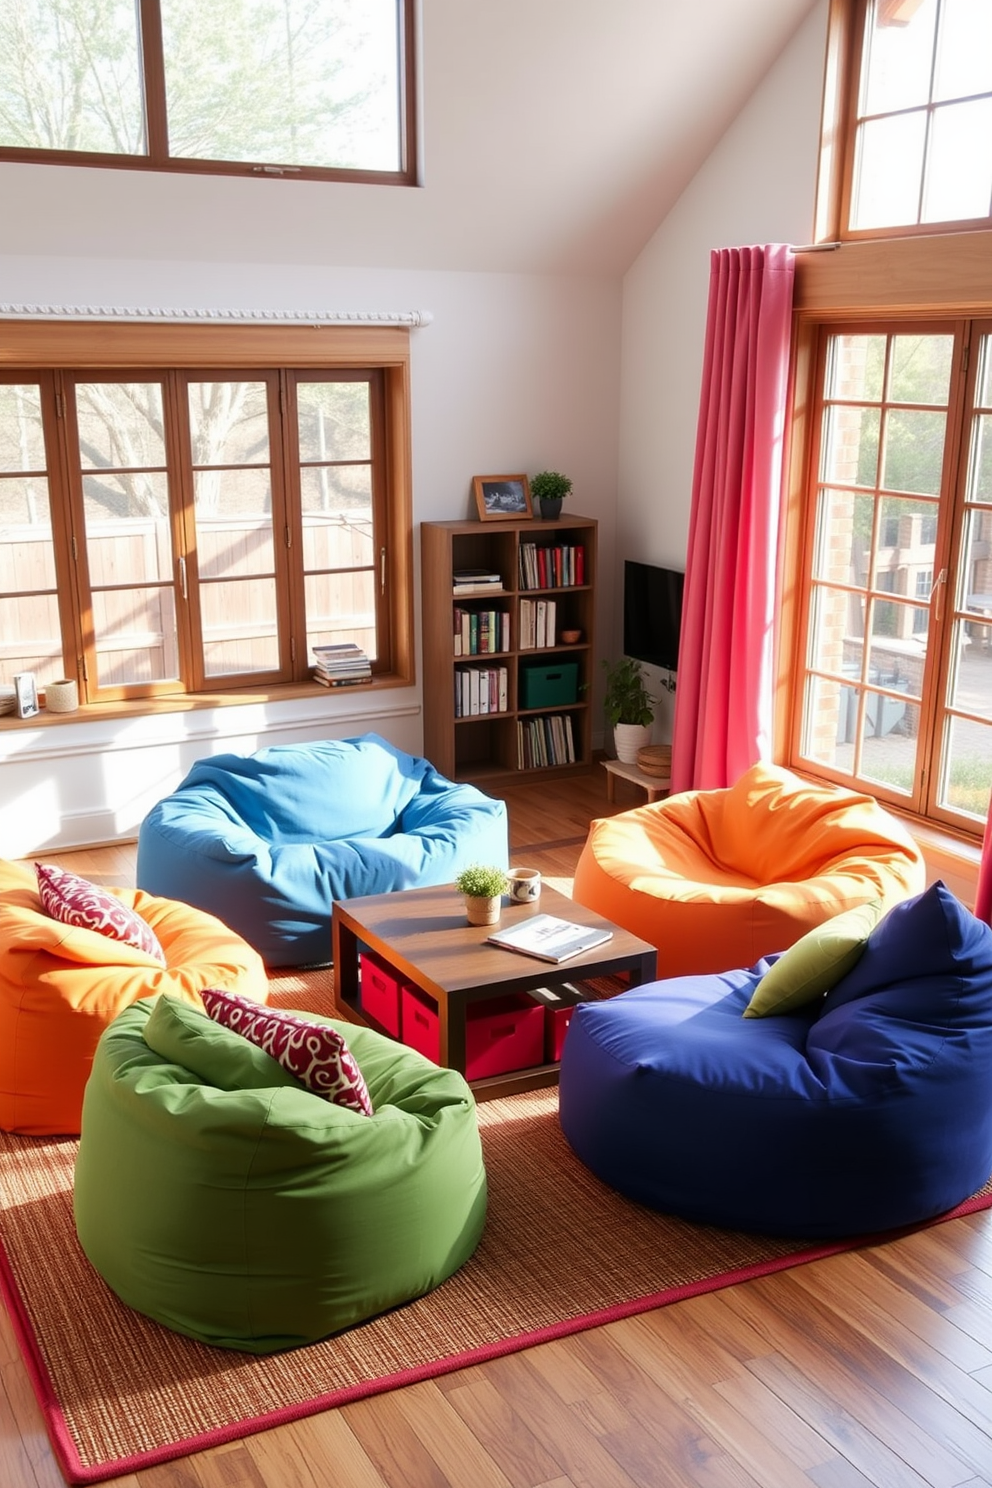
[816,0,992,244]
[0,0,419,188]
[0,320,415,715]
[779,237,992,846]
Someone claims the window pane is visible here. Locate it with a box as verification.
[888,334,953,405]
[862,0,937,114]
[92,586,179,686]
[820,406,880,487]
[809,584,864,677]
[81,474,173,581]
[0,478,56,590]
[940,715,992,819]
[161,0,401,171]
[948,617,992,719]
[0,0,144,153]
[188,382,270,465]
[881,409,947,494]
[960,508,992,610]
[301,505,375,573]
[801,673,848,761]
[933,0,992,101]
[200,579,279,676]
[860,696,919,795]
[980,336,992,409]
[852,112,927,230]
[194,471,275,578]
[968,413,992,503]
[305,572,376,661]
[812,490,873,586]
[824,334,886,402]
[923,98,992,222]
[0,385,46,470]
[868,598,925,700]
[0,593,63,684]
[298,382,371,462]
[76,384,166,472]
[300,464,373,517]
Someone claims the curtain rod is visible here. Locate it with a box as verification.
[792,242,842,252]
[0,304,433,326]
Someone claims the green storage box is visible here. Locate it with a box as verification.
[520,661,578,709]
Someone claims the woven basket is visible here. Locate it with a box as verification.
[637,744,671,778]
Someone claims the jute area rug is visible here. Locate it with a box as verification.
[1,966,991,1485]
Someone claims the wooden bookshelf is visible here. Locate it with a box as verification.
[421,514,597,785]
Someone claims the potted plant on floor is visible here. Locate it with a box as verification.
[455,864,510,926]
[530,470,572,520]
[603,656,656,763]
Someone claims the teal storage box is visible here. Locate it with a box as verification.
[520,661,578,709]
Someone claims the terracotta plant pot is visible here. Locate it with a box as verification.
[465,894,502,927]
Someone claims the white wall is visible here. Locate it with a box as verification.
[0,260,620,855]
[615,0,828,741]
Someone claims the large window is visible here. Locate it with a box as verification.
[793,321,992,835]
[823,0,992,239]
[0,323,413,708]
[0,0,416,185]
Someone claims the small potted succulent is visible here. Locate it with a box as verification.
[455,863,510,926]
[603,656,656,763]
[530,470,572,520]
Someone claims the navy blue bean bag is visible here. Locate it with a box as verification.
[559,882,992,1238]
[136,733,508,967]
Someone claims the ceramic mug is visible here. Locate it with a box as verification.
[508,867,542,903]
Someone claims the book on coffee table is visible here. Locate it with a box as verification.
[486,914,613,964]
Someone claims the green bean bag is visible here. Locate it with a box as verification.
[73,996,487,1353]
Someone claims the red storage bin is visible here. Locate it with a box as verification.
[401,987,545,1079]
[359,951,403,1037]
[545,1002,580,1062]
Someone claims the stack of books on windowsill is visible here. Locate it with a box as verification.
[0,685,15,716]
[312,643,372,688]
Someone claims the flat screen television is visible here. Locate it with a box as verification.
[623,560,684,672]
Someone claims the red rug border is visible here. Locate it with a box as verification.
[3,1186,991,1485]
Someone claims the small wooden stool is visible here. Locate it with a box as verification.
[602,758,670,804]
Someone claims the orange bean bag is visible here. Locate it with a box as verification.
[0,858,268,1136]
[573,763,926,977]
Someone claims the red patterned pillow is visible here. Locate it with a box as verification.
[200,987,374,1116]
[35,861,166,963]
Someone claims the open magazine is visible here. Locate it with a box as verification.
[486,913,613,964]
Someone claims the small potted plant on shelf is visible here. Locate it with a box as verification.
[530,470,572,521]
[603,656,656,764]
[455,864,510,926]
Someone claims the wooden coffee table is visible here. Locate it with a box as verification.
[331,882,657,1099]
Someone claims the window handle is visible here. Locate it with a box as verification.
[178,555,188,601]
[930,567,947,623]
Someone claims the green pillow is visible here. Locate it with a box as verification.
[743,899,884,1018]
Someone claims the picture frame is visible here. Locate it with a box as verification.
[473,474,533,522]
[13,672,39,719]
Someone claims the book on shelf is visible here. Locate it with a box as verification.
[454,665,509,717]
[486,914,613,964]
[518,543,586,591]
[452,568,504,596]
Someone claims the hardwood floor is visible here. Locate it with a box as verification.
[6,766,992,1488]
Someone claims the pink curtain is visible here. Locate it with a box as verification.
[670,244,796,794]
[977,810,992,926]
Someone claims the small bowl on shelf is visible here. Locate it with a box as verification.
[560,629,582,644]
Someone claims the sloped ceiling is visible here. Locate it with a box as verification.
[0,0,823,277]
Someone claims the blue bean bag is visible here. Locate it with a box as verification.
[136,733,509,966]
[559,883,992,1238]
